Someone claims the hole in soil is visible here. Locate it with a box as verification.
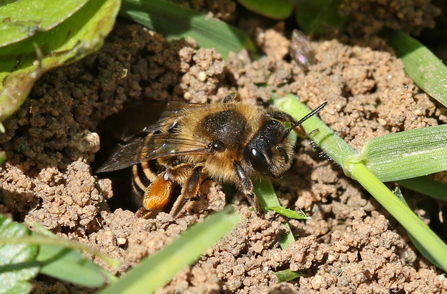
[139,79,151,89]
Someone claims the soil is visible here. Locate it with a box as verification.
[1,0,446,293]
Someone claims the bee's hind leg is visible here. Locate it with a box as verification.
[171,166,205,217]
[139,169,176,218]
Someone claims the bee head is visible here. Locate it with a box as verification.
[244,102,327,178]
[243,120,293,178]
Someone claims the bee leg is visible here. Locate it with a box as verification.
[136,207,155,219]
[139,170,175,219]
[171,166,204,217]
[233,161,261,214]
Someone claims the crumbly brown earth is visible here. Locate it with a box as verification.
[1,2,446,293]
[339,0,441,37]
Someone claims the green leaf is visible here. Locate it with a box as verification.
[0,0,89,47]
[359,125,447,182]
[0,215,40,294]
[295,0,347,37]
[37,243,106,287]
[0,0,120,122]
[0,151,5,166]
[385,29,447,108]
[273,269,305,282]
[397,176,447,202]
[98,206,240,294]
[237,0,294,20]
[120,0,257,60]
[28,223,116,287]
[0,221,118,288]
[268,206,310,220]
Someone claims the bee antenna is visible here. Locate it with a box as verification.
[285,101,327,137]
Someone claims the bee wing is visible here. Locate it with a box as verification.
[106,101,206,142]
[96,133,208,173]
[289,29,316,69]
[141,102,206,135]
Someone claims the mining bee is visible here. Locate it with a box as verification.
[97,94,326,218]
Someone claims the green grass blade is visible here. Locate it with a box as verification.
[98,206,240,294]
[268,207,309,219]
[397,176,447,202]
[253,177,296,249]
[274,94,447,272]
[273,269,305,282]
[237,0,294,20]
[360,125,447,182]
[119,0,257,60]
[386,29,447,108]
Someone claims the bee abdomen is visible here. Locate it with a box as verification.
[131,160,158,197]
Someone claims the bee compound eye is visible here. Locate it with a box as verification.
[249,148,270,175]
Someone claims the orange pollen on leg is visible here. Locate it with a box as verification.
[142,175,173,211]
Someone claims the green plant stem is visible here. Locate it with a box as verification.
[274,94,447,271]
[351,164,447,268]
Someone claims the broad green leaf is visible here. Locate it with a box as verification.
[0,215,40,294]
[120,0,257,60]
[273,269,305,282]
[0,0,88,47]
[0,0,120,122]
[98,206,240,294]
[0,221,118,288]
[359,125,447,182]
[37,243,107,287]
[237,0,294,20]
[29,223,116,287]
[386,29,447,108]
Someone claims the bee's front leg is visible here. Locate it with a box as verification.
[171,165,205,217]
[233,161,261,214]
